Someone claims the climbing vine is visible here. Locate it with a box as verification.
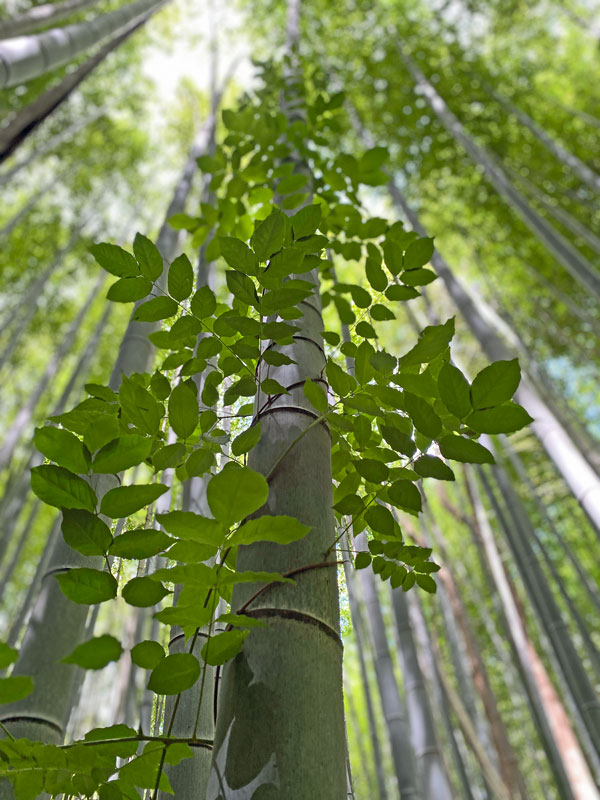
[0,58,531,798]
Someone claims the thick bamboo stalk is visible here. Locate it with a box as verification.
[387,180,600,533]
[398,50,600,300]
[0,0,166,89]
[0,0,103,38]
[209,4,346,795]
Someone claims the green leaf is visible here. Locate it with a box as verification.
[401,268,436,286]
[34,426,90,474]
[383,240,403,275]
[366,258,388,291]
[355,552,371,569]
[261,378,289,395]
[84,723,138,757]
[62,634,122,670]
[398,319,454,367]
[252,210,285,260]
[119,377,163,436]
[262,350,295,367]
[471,359,521,409]
[57,568,117,604]
[278,172,308,193]
[168,253,194,301]
[261,287,312,315]
[404,237,434,270]
[291,204,321,238]
[0,676,33,705]
[62,509,112,556]
[365,505,396,537]
[201,629,250,666]
[385,284,419,301]
[303,378,328,412]
[109,529,172,559]
[131,640,165,670]
[133,296,178,322]
[85,383,117,402]
[107,276,151,303]
[89,243,138,278]
[380,426,416,457]
[152,442,187,470]
[207,466,269,526]
[403,392,442,439]
[219,237,259,276]
[263,248,305,284]
[122,576,170,608]
[168,383,198,439]
[226,270,257,307]
[134,232,163,281]
[415,573,437,593]
[467,403,533,434]
[191,285,217,318]
[31,465,97,512]
[388,480,422,513]
[370,351,396,374]
[231,424,261,456]
[184,447,214,478]
[438,363,471,419]
[414,455,455,481]
[156,511,227,546]
[228,515,311,546]
[438,435,495,464]
[326,360,356,397]
[354,458,389,483]
[370,304,395,321]
[0,643,18,669]
[99,483,169,518]
[92,435,152,474]
[356,321,377,338]
[148,653,200,695]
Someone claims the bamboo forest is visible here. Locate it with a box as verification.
[0,0,598,797]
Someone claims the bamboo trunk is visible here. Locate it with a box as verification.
[486,86,600,192]
[209,4,346,796]
[465,468,595,800]
[391,586,454,799]
[0,274,104,473]
[0,10,150,163]
[0,225,85,371]
[0,0,166,89]
[344,561,389,800]
[477,461,600,771]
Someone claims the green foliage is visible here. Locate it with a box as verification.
[18,54,532,799]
